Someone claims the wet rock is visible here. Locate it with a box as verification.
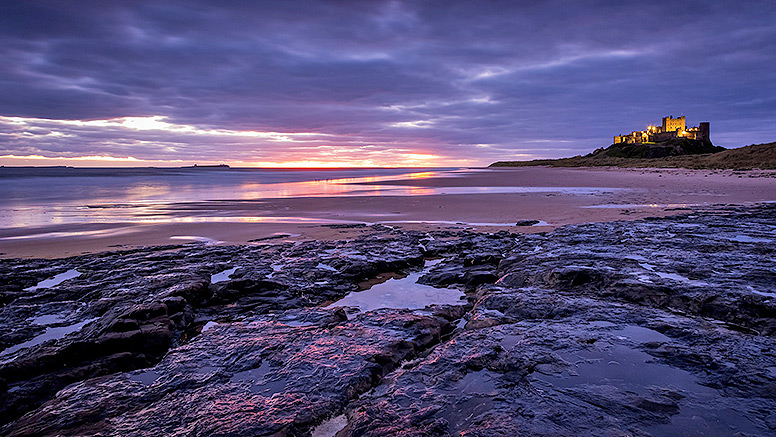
[418,269,461,287]
[246,233,291,242]
[344,312,776,436]
[1,204,775,435]
[0,230,437,426]
[322,223,368,229]
[462,270,498,289]
[6,309,448,436]
[495,205,776,335]
[211,278,286,303]
[463,253,500,267]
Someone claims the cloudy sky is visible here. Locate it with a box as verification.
[1,0,774,167]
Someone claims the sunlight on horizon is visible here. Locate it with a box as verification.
[0,115,473,168]
[0,154,461,168]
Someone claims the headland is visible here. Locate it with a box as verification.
[491,114,776,169]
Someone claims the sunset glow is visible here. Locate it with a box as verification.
[0,115,463,167]
[0,153,451,169]
[0,2,772,167]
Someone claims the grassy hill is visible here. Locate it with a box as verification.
[588,138,723,159]
[490,141,776,170]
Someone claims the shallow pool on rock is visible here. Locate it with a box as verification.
[441,369,499,432]
[0,317,99,358]
[534,324,761,435]
[24,269,81,291]
[325,259,465,312]
[210,267,238,283]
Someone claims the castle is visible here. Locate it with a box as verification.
[614,116,710,144]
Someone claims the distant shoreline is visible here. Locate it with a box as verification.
[490,141,776,170]
[0,165,443,170]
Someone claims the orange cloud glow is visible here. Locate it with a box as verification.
[0,115,474,167]
[0,154,457,168]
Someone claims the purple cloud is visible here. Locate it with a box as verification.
[1,0,774,165]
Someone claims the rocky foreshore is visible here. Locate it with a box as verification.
[1,204,776,435]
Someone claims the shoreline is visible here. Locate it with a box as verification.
[2,166,775,259]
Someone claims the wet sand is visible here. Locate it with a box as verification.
[1,167,774,258]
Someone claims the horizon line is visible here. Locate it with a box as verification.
[0,165,466,170]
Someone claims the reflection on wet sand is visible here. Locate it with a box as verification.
[1,185,620,230]
[1,165,631,230]
[0,169,449,229]
[4,166,773,259]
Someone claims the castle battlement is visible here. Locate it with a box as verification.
[614,116,709,145]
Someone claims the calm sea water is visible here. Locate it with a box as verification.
[0,167,455,229]
[0,167,626,231]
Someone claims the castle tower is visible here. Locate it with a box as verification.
[662,115,686,133]
[699,122,710,141]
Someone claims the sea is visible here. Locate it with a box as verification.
[0,167,457,229]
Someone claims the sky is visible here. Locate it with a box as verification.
[1,0,774,167]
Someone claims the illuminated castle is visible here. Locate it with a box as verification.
[614,116,710,144]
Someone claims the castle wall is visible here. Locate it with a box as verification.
[614,117,709,145]
[650,131,677,142]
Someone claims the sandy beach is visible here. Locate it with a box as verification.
[1,166,774,258]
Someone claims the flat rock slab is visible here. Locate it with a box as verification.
[0,230,430,426]
[6,308,447,436]
[345,294,776,435]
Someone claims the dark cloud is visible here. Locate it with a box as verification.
[1,0,774,165]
